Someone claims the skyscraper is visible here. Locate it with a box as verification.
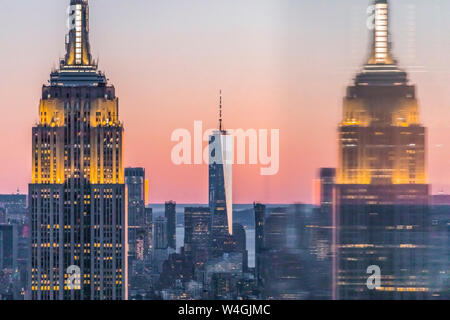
[125,168,147,292]
[429,197,450,299]
[232,223,248,272]
[314,168,336,228]
[209,92,233,256]
[143,207,153,260]
[334,0,429,300]
[184,207,211,269]
[29,0,127,300]
[253,202,265,289]
[152,217,168,276]
[125,168,148,227]
[165,201,176,250]
[0,194,29,299]
[318,169,336,210]
[153,217,168,251]
[0,224,18,271]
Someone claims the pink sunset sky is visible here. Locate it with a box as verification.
[0,0,449,204]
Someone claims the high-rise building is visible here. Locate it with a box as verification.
[0,224,18,271]
[29,0,127,300]
[153,217,168,250]
[308,171,335,299]
[312,169,337,230]
[165,201,176,250]
[125,168,147,225]
[209,92,233,256]
[184,207,210,269]
[264,208,288,250]
[318,169,335,210]
[152,217,168,276]
[125,168,148,292]
[232,223,248,272]
[0,209,5,224]
[143,207,154,261]
[0,224,19,299]
[0,194,29,299]
[254,203,265,254]
[128,207,153,298]
[428,200,450,299]
[253,203,265,287]
[333,0,429,300]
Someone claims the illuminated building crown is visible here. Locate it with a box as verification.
[50,0,107,87]
[355,0,408,86]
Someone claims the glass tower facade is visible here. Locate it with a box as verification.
[209,129,233,256]
[209,94,233,257]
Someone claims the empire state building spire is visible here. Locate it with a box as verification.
[51,0,105,86]
[64,0,92,66]
[367,0,394,65]
[354,0,407,86]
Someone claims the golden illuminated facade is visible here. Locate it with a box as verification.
[338,0,425,186]
[333,0,430,300]
[29,0,127,300]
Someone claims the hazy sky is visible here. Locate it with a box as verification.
[0,0,449,203]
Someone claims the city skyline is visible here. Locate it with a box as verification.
[1,0,450,204]
[0,0,448,303]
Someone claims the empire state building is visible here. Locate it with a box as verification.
[29,0,127,300]
[333,0,429,300]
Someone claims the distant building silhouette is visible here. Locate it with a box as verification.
[165,201,177,250]
[184,207,210,269]
[153,217,169,277]
[429,198,450,298]
[253,203,266,289]
[232,223,248,272]
[0,224,18,271]
[125,168,147,292]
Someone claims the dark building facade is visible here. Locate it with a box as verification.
[125,168,147,293]
[264,208,288,250]
[154,217,168,250]
[318,168,336,221]
[333,0,429,300]
[142,207,153,262]
[0,195,27,214]
[260,207,304,299]
[184,207,210,269]
[0,194,29,299]
[232,223,248,272]
[253,203,265,288]
[428,201,450,299]
[0,224,18,270]
[29,0,126,300]
[165,201,176,250]
[152,217,169,278]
